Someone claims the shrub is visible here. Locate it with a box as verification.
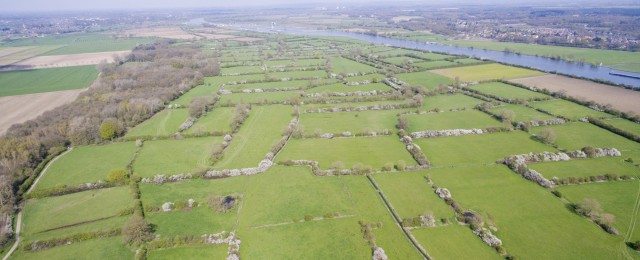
[537,127,557,144]
[582,146,596,158]
[395,160,406,171]
[122,215,154,246]
[304,215,314,221]
[106,168,127,184]
[382,162,394,171]
[331,161,345,170]
[99,118,122,141]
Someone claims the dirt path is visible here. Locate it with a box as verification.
[0,89,84,136]
[3,148,72,260]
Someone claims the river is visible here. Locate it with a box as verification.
[239,24,640,88]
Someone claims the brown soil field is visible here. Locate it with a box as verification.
[122,27,198,40]
[0,47,33,57]
[0,89,84,135]
[0,51,129,71]
[511,74,640,115]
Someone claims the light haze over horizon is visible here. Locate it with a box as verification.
[3,0,632,13]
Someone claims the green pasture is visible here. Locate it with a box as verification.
[468,81,550,100]
[374,171,455,219]
[22,187,131,235]
[405,109,502,132]
[125,109,190,138]
[133,136,223,177]
[433,63,545,82]
[420,94,483,111]
[299,109,400,135]
[412,224,502,260]
[416,131,555,167]
[36,142,136,190]
[277,136,415,169]
[395,71,453,91]
[184,107,234,135]
[428,165,624,259]
[214,105,293,169]
[529,157,639,180]
[0,65,97,96]
[488,104,556,122]
[528,99,614,120]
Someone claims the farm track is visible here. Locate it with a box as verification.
[3,148,73,260]
[620,179,640,260]
[366,175,431,260]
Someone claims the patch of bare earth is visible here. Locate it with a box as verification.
[0,51,129,71]
[511,74,640,115]
[0,89,84,135]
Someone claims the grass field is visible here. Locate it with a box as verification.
[432,63,545,82]
[169,85,219,107]
[405,109,502,132]
[428,165,625,259]
[221,65,264,75]
[1,33,153,55]
[0,65,97,96]
[133,136,223,177]
[412,224,502,260]
[532,122,640,161]
[529,99,614,120]
[558,181,640,241]
[147,246,228,260]
[307,83,392,93]
[301,100,408,111]
[413,60,457,69]
[331,57,377,74]
[343,73,385,83]
[277,136,415,169]
[374,171,455,219]
[184,107,234,135]
[396,71,453,90]
[529,157,639,179]
[488,103,556,122]
[214,105,293,169]
[22,187,131,235]
[468,81,550,100]
[219,91,297,104]
[125,109,190,138]
[12,237,134,260]
[416,131,555,167]
[238,167,421,259]
[420,94,484,111]
[299,109,400,135]
[36,142,136,190]
[383,56,418,65]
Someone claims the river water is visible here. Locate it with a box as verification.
[240,25,640,88]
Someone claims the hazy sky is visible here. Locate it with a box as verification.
[3,0,631,12]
